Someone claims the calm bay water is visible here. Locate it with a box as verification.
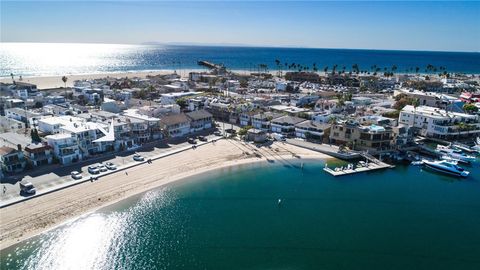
[1,159,480,270]
[1,43,479,77]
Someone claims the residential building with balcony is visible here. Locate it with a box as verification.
[0,146,26,173]
[251,112,283,131]
[46,133,81,165]
[329,121,394,153]
[398,105,480,139]
[159,113,191,138]
[186,110,213,132]
[24,143,53,167]
[124,109,162,141]
[271,115,305,136]
[295,121,331,142]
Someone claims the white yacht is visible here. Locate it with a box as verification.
[436,145,476,164]
[423,160,470,177]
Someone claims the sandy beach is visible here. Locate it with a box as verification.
[0,69,205,90]
[0,139,331,250]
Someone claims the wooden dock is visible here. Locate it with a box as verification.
[323,153,394,177]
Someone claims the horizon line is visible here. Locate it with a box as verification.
[1,41,479,54]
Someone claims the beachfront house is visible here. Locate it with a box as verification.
[159,113,191,138]
[329,121,393,152]
[246,128,267,143]
[0,146,26,174]
[251,112,283,131]
[271,115,305,136]
[398,105,480,139]
[239,111,259,127]
[24,143,53,167]
[186,110,213,132]
[123,109,162,141]
[46,134,81,165]
[295,121,331,142]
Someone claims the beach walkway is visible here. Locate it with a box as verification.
[285,139,360,160]
[0,136,222,208]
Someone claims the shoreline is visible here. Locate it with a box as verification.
[0,140,333,250]
[2,68,476,90]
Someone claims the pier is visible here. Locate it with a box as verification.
[197,60,224,70]
[323,153,395,177]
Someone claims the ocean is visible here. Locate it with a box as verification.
[1,160,479,270]
[1,43,479,77]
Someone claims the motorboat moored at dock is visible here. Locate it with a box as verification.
[423,160,470,177]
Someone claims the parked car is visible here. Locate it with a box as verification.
[214,131,222,136]
[19,181,36,195]
[88,165,100,174]
[225,128,236,134]
[198,136,207,142]
[272,133,286,141]
[188,137,197,144]
[105,162,117,170]
[97,163,108,172]
[133,154,145,161]
[71,171,82,180]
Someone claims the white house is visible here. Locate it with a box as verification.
[399,105,480,139]
[295,121,330,141]
[46,133,81,164]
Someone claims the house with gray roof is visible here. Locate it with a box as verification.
[186,110,213,132]
[160,113,191,138]
[271,115,305,136]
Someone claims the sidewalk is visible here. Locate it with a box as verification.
[0,137,222,208]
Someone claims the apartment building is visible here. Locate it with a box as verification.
[398,105,480,139]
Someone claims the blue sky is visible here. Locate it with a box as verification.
[1,1,479,51]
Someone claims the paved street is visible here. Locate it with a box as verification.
[1,132,221,204]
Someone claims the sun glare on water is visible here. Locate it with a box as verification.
[5,189,174,270]
[0,43,155,77]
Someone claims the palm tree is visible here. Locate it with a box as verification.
[62,76,68,98]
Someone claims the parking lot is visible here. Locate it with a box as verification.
[1,132,221,204]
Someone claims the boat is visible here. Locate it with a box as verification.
[472,137,480,152]
[423,160,470,177]
[436,145,476,164]
[440,155,460,165]
[410,160,424,166]
[450,142,477,153]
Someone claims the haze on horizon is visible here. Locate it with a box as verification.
[1,1,479,52]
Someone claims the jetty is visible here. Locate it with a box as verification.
[323,153,395,177]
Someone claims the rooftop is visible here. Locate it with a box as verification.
[185,109,213,121]
[159,113,191,126]
[402,105,477,119]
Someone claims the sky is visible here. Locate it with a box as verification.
[1,1,479,52]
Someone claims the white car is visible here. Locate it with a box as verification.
[88,165,100,174]
[105,162,117,170]
[133,154,145,161]
[71,171,82,180]
[97,163,108,172]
